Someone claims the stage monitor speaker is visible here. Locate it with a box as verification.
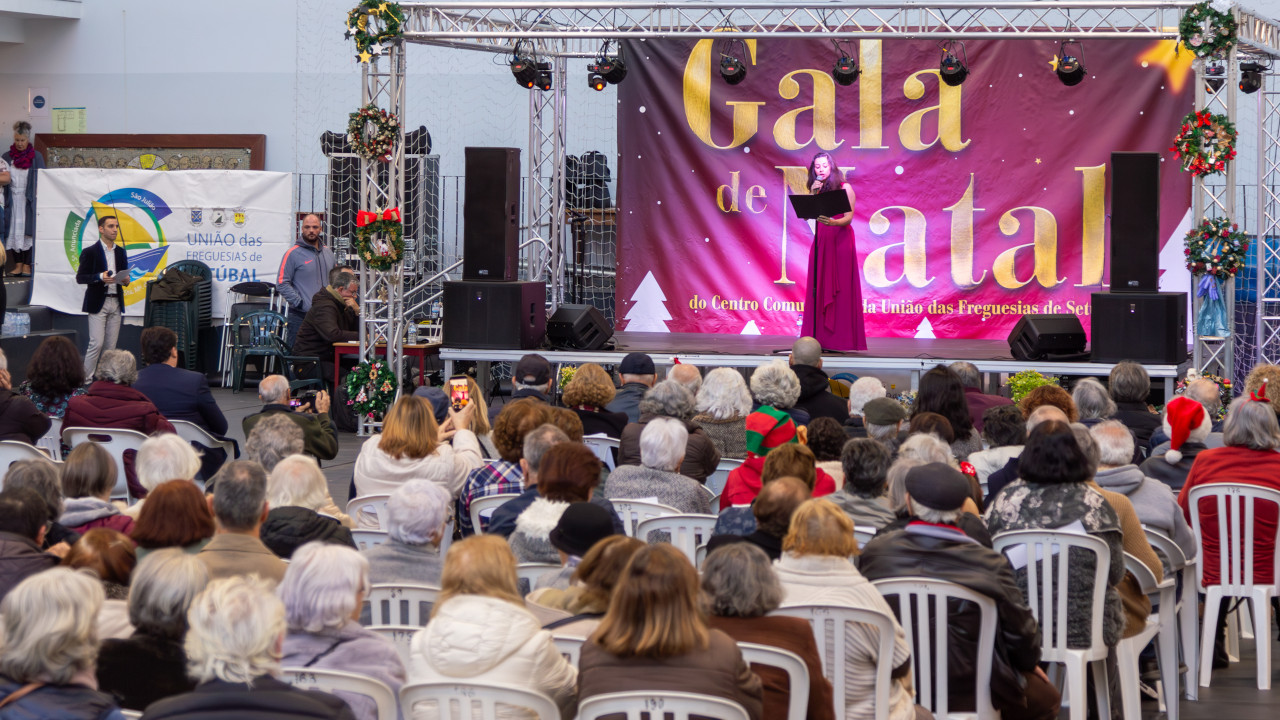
[547,304,613,351]
[1110,152,1160,293]
[442,280,545,349]
[463,147,520,281]
[1008,314,1087,361]
[1090,291,1187,364]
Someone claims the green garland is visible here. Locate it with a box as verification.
[353,217,404,271]
[345,0,404,62]
[345,360,398,420]
[1172,371,1233,421]
[1185,216,1249,277]
[1180,2,1237,59]
[347,103,400,163]
[1170,109,1237,177]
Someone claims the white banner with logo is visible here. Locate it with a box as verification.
[31,169,293,318]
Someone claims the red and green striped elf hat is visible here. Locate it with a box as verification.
[745,405,798,458]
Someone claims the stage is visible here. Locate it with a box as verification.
[442,332,1189,396]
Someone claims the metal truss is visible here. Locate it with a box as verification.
[1255,74,1280,369]
[527,54,568,307]
[1192,49,1237,379]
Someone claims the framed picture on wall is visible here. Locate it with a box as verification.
[34,133,266,171]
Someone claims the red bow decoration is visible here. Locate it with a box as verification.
[1251,379,1270,403]
[959,461,977,479]
[355,207,402,227]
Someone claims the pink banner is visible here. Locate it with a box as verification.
[615,38,1194,339]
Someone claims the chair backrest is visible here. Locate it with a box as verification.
[469,492,520,534]
[236,310,288,350]
[611,499,681,537]
[1142,527,1189,572]
[853,526,877,550]
[34,422,61,460]
[577,691,750,720]
[634,513,717,564]
[772,604,896,720]
[582,433,619,470]
[872,577,999,719]
[61,426,149,503]
[368,624,419,666]
[400,681,560,720]
[347,494,392,530]
[168,419,236,457]
[0,440,57,486]
[552,634,584,665]
[737,642,810,720]
[366,583,439,626]
[1187,482,1280,592]
[281,667,398,720]
[707,457,745,496]
[351,529,390,551]
[516,562,561,590]
[120,711,142,719]
[991,529,1111,662]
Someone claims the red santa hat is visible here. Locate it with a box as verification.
[1163,396,1211,464]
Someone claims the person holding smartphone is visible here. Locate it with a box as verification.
[75,215,129,378]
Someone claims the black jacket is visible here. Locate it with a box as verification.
[572,407,629,439]
[140,676,356,720]
[605,382,649,423]
[1113,401,1163,452]
[293,288,359,358]
[0,531,58,602]
[75,241,129,314]
[135,363,229,436]
[260,506,356,559]
[488,388,551,424]
[791,364,849,423]
[859,523,1042,713]
[0,387,49,444]
[704,529,784,561]
[97,630,195,711]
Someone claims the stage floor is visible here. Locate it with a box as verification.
[604,332,1018,362]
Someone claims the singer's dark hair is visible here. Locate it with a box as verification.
[806,152,844,194]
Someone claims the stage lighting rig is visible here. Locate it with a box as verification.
[510,42,538,88]
[1240,61,1265,94]
[588,43,627,91]
[718,37,749,85]
[939,41,969,87]
[1205,62,1226,92]
[534,62,553,91]
[830,40,860,86]
[1055,41,1087,87]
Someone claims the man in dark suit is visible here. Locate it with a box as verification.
[135,326,231,480]
[75,215,129,378]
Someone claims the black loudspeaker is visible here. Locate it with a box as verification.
[1090,292,1187,364]
[1008,314,1088,361]
[443,281,545,349]
[463,147,520,281]
[1110,152,1160,293]
[547,304,613,351]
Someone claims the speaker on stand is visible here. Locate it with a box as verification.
[463,147,520,281]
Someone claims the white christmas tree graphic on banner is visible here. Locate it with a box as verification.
[625,271,671,332]
[740,320,761,335]
[914,316,936,339]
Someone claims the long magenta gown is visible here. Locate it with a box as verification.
[800,220,867,351]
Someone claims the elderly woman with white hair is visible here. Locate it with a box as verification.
[141,576,355,720]
[279,543,405,720]
[845,376,887,437]
[0,568,126,718]
[616,379,722,483]
[693,367,754,458]
[259,454,355,559]
[123,433,203,519]
[361,479,451,586]
[751,359,810,426]
[602,418,710,514]
[97,549,211,711]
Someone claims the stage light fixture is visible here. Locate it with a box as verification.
[939,41,969,87]
[1205,62,1226,92]
[1240,62,1265,94]
[588,67,607,91]
[511,57,537,88]
[598,57,627,84]
[1055,41,1087,87]
[534,62,553,91]
[832,57,860,85]
[720,55,747,85]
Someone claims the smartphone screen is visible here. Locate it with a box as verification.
[449,378,470,412]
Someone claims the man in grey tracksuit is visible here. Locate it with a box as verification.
[276,213,336,348]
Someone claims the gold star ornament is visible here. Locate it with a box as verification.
[359,50,372,63]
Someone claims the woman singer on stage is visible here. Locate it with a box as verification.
[800,152,866,352]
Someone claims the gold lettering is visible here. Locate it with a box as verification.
[857,40,887,149]
[1075,163,1106,286]
[774,70,840,151]
[944,174,986,288]
[898,70,971,152]
[745,185,767,213]
[866,206,933,288]
[995,206,1064,289]
[683,38,763,149]
[717,171,742,213]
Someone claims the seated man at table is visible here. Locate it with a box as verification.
[242,375,338,464]
[292,266,359,390]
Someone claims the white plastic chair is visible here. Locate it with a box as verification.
[872,577,1000,719]
[1187,482,1280,690]
[1116,552,1178,720]
[738,642,810,720]
[365,583,439,626]
[611,499,681,537]
[706,457,744,496]
[634,513,717,564]
[34,421,61,459]
[281,667,398,720]
[62,426,148,503]
[368,624,419,666]
[169,418,237,464]
[347,494,391,529]
[582,433,619,470]
[400,681,559,720]
[552,634,584,665]
[773,604,897,720]
[517,562,561,593]
[469,492,520,534]
[351,529,389,551]
[577,691,750,720]
[0,440,58,486]
[853,526,878,550]
[1144,527,1199,701]
[119,712,142,720]
[992,530,1112,720]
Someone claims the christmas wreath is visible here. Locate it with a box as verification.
[347,103,400,163]
[352,207,404,271]
[1170,109,1237,177]
[1184,216,1249,277]
[345,0,404,63]
[345,360,398,420]
[1173,370,1233,421]
[1179,1,1237,59]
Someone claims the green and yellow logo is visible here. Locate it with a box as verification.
[64,188,170,307]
